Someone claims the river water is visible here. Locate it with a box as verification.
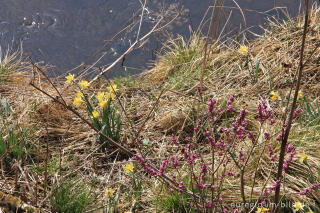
[0,0,306,77]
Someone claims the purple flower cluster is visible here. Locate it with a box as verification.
[293,107,302,119]
[267,144,277,161]
[270,180,281,191]
[133,154,159,176]
[276,130,285,142]
[264,133,271,140]
[248,131,256,143]
[232,109,248,139]
[270,118,276,125]
[208,136,215,146]
[227,95,235,113]
[182,148,200,166]
[159,159,169,176]
[171,136,180,146]
[262,188,269,196]
[194,119,202,132]
[300,183,320,195]
[171,156,179,168]
[195,182,206,190]
[208,98,217,114]
[257,100,272,122]
[206,201,217,208]
[238,149,245,162]
[283,146,296,172]
[200,162,208,182]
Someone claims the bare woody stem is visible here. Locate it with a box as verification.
[274,0,309,209]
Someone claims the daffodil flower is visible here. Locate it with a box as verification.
[297,90,302,99]
[99,100,108,108]
[293,201,304,211]
[92,110,99,118]
[106,92,116,100]
[256,207,269,213]
[270,91,279,101]
[124,162,134,174]
[107,84,118,93]
[73,97,83,107]
[96,92,105,102]
[105,188,115,198]
[65,74,75,84]
[79,80,89,89]
[299,151,307,163]
[76,92,84,98]
[238,45,248,55]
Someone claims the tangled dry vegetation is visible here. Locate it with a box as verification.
[0,5,320,213]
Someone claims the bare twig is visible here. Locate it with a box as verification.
[274,0,309,210]
[136,0,147,42]
[133,88,165,144]
[90,16,164,83]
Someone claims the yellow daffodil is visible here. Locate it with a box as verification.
[270,91,279,101]
[65,74,75,84]
[299,151,307,163]
[307,210,313,213]
[92,110,99,118]
[107,84,118,93]
[106,92,116,100]
[79,80,89,89]
[73,97,83,107]
[105,188,115,198]
[124,211,132,213]
[238,45,248,55]
[124,162,134,174]
[297,90,302,99]
[99,100,108,108]
[293,201,304,211]
[256,207,269,213]
[96,92,105,102]
[76,92,84,98]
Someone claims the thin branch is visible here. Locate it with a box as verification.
[274,0,309,209]
[136,0,147,42]
[29,59,67,107]
[90,16,164,83]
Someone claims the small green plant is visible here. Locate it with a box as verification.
[247,55,260,84]
[0,64,10,81]
[0,94,35,167]
[0,93,11,118]
[156,189,194,213]
[300,96,320,126]
[155,176,196,213]
[50,179,94,213]
[0,127,34,163]
[34,152,70,175]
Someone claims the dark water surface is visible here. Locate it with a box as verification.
[0,0,306,77]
